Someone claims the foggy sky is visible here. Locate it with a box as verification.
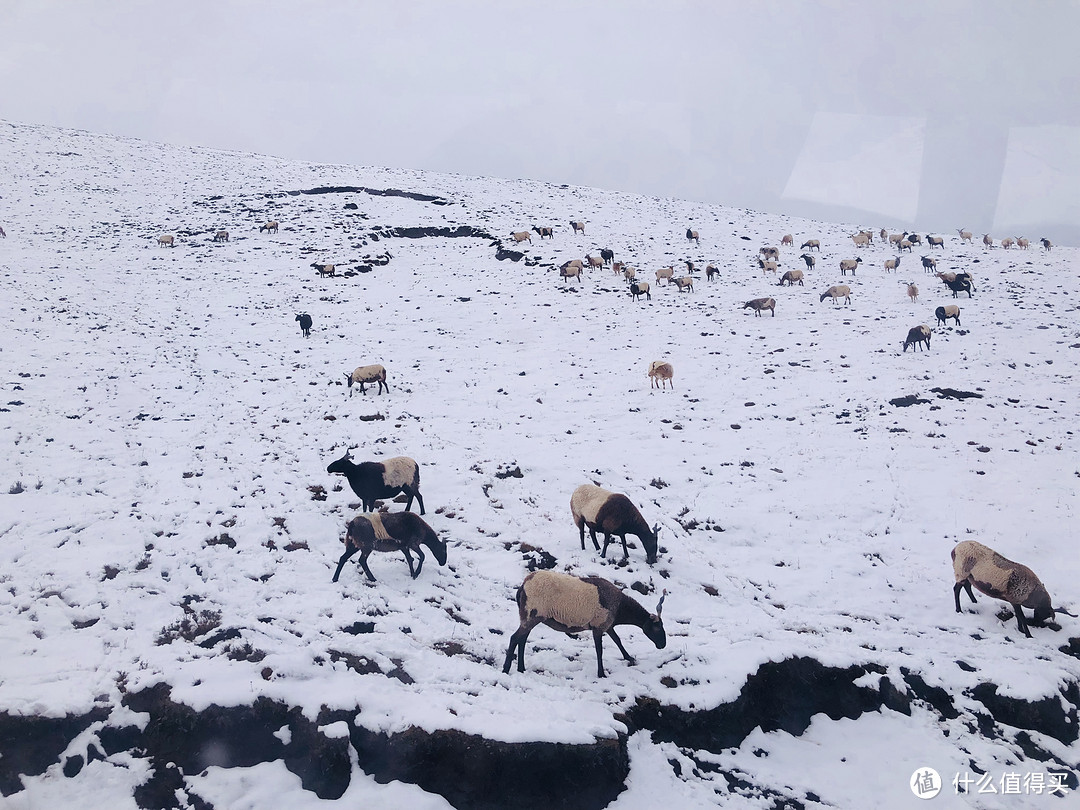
[3,0,1078,242]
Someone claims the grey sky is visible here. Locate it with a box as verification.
[3,0,1078,241]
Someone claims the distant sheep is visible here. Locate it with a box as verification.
[1015,237,1029,250]
[0,226,6,238]
[820,285,851,306]
[757,258,779,276]
[899,240,913,252]
[800,239,820,251]
[889,232,906,247]
[779,269,804,286]
[511,230,532,244]
[957,229,973,243]
[570,483,660,563]
[533,226,555,239]
[907,283,919,303]
[935,304,960,326]
[944,276,974,298]
[952,540,1073,638]
[629,281,651,301]
[612,261,626,276]
[983,233,993,248]
[333,512,446,583]
[781,234,793,246]
[260,221,279,233]
[851,232,871,248]
[213,230,229,243]
[502,570,666,678]
[326,452,425,514]
[686,228,700,244]
[799,253,816,270]
[1001,237,1014,249]
[744,297,776,316]
[570,221,586,234]
[926,235,945,249]
[684,260,695,275]
[880,228,888,241]
[902,324,932,352]
[920,256,937,273]
[839,257,862,276]
[673,276,694,293]
[623,266,637,284]
[648,361,674,389]
[884,256,902,272]
[295,313,312,337]
[760,246,780,260]
[706,264,719,281]
[907,234,922,245]
[655,266,675,285]
[345,364,389,396]
[157,234,175,248]
[560,263,583,283]
[600,248,615,264]
[587,255,604,269]
[314,263,336,277]
[1041,238,1053,251]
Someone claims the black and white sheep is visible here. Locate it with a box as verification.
[944,275,974,298]
[686,228,700,244]
[502,570,667,678]
[570,221,586,234]
[1041,237,1053,251]
[920,256,937,273]
[706,264,719,281]
[533,226,555,239]
[884,256,901,273]
[839,257,861,276]
[295,312,312,337]
[952,540,1073,638]
[673,276,694,293]
[629,281,651,301]
[743,297,776,316]
[332,511,447,582]
[759,246,780,260]
[935,305,961,326]
[799,253,816,270]
[326,452,425,514]
[902,324,932,352]
[571,484,660,564]
[344,364,389,396]
[926,234,945,249]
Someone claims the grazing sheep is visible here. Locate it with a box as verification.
[600,248,615,264]
[623,266,637,284]
[907,283,919,303]
[326,452,425,514]
[1015,237,1029,250]
[884,256,902,272]
[851,232,871,248]
[935,304,961,326]
[902,324,932,352]
[314,263,336,277]
[570,221,586,235]
[957,229,973,243]
[944,276,974,298]
[779,269,804,286]
[532,226,555,239]
[744,297,777,316]
[571,483,660,564]
[899,239,913,252]
[921,256,937,273]
[951,540,1073,638]
[157,234,175,248]
[295,312,312,337]
[260,221,279,233]
[706,264,719,281]
[839,257,862,276]
[983,233,993,248]
[820,285,851,306]
[511,230,532,244]
[560,263,583,283]
[333,511,446,583]
[800,239,821,251]
[760,246,780,260]
[502,570,666,678]
[799,253,816,270]
[686,228,700,244]
[655,266,675,285]
[213,230,229,243]
[648,361,674,389]
[1041,238,1053,251]
[345,364,389,396]
[781,234,794,246]
[1001,237,1014,249]
[673,276,694,293]
[629,281,650,301]
[757,258,779,276]
[586,255,604,270]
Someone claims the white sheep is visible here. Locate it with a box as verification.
[623,266,637,284]
[760,246,780,260]
[501,570,667,678]
[157,234,175,248]
[957,229,973,243]
[907,283,919,303]
[839,257,862,276]
[851,232,871,248]
[889,232,906,247]
[983,233,993,248]
[781,234,793,246]
[648,361,674,389]
[511,230,532,244]
[345,364,388,396]
[1015,237,1029,250]
[570,484,660,563]
[586,255,604,269]
[899,239,914,253]
[743,297,776,316]
[560,264,583,283]
[655,266,675,285]
[820,285,851,306]
[1001,237,1014,249]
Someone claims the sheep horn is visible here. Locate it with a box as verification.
[656,589,667,616]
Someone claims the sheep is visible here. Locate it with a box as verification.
[600,248,615,264]
[560,263,583,283]
[781,234,794,246]
[561,258,584,272]
[1041,238,1053,251]
[957,229,973,243]
[570,221,586,234]
[571,483,660,564]
[332,511,446,583]
[839,257,861,276]
[344,363,389,396]
[907,233,922,245]
[532,226,555,239]
[935,304,961,326]
[586,255,604,270]
[920,255,937,273]
[851,232,871,248]
[1001,237,1014,249]
[902,324,932,352]
[260,221,279,233]
[779,269,804,286]
[800,239,820,251]
[326,452,425,514]
[648,361,674,389]
[295,312,312,337]
[686,228,700,244]
[983,233,993,248]
[511,230,532,244]
[760,246,780,260]
[799,253,816,270]
[899,239,913,252]
[673,276,694,293]
[623,266,637,284]
[157,234,175,248]
[1015,237,1029,250]
[629,281,651,301]
[884,256,902,272]
[889,232,906,247]
[502,570,666,678]
[951,540,1074,638]
[213,230,229,243]
[907,283,919,303]
[820,285,851,306]
[655,266,675,285]
[944,276,974,298]
[926,235,945,249]
[314,263,336,277]
[684,260,696,275]
[880,228,888,241]
[705,264,719,281]
[757,258,779,276]
[744,297,776,316]
[612,261,626,276]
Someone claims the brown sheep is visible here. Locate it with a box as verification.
[157,234,175,248]
[779,269,804,286]
[781,234,793,246]
[648,361,674,389]
[800,239,821,251]
[213,230,229,243]
[260,221,279,233]
[902,324,931,352]
[743,297,776,316]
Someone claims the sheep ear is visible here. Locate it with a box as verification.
[656,589,667,616]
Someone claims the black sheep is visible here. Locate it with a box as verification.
[326,452,425,514]
[295,313,312,337]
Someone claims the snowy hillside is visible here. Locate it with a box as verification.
[1,120,1078,809]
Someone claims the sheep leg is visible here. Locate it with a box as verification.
[577,521,588,551]
[358,548,377,582]
[619,533,631,560]
[403,486,425,515]
[606,627,635,665]
[332,545,360,583]
[600,532,613,558]
[592,629,607,678]
[1012,604,1032,638]
[406,545,425,579]
[589,527,601,553]
[504,622,537,674]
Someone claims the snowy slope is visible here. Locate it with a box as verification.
[1,120,1078,808]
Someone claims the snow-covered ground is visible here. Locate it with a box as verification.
[1,120,1078,808]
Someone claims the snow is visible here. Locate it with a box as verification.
[1,118,1078,806]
